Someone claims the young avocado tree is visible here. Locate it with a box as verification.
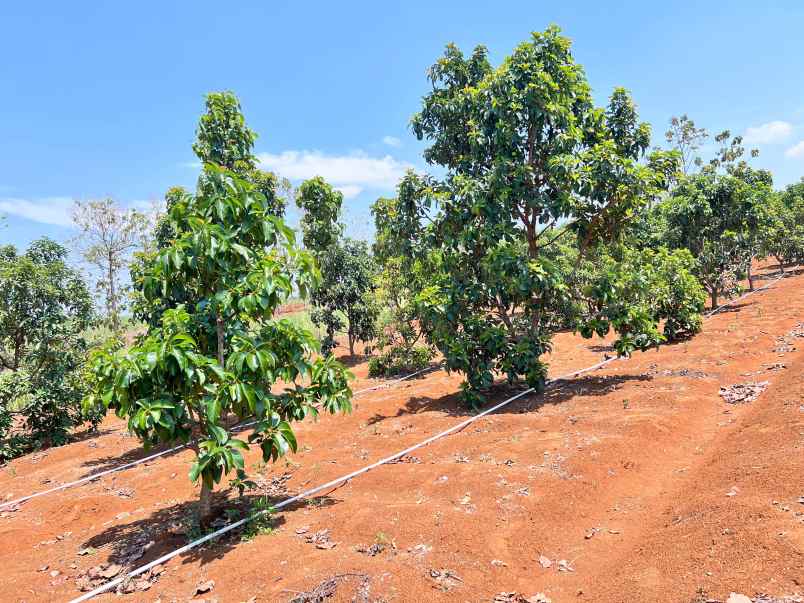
[580,246,706,346]
[87,94,352,525]
[296,177,379,356]
[760,179,804,272]
[660,164,774,306]
[405,27,678,406]
[0,238,96,459]
[368,174,438,376]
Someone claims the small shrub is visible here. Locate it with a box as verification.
[368,345,433,378]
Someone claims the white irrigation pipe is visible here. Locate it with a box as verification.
[705,269,788,317]
[69,267,796,602]
[0,365,441,511]
[7,270,783,513]
[68,359,613,603]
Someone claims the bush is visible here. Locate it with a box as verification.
[368,345,433,378]
[579,247,706,354]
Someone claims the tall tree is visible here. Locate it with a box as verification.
[407,27,677,406]
[87,94,352,526]
[72,198,150,330]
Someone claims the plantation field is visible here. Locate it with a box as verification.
[1,263,802,602]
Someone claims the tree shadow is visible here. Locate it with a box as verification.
[79,487,339,571]
[515,373,653,413]
[364,372,653,426]
[586,344,614,353]
[709,300,756,315]
[77,441,189,478]
[70,426,122,443]
[334,353,370,368]
[759,264,804,277]
[78,417,248,478]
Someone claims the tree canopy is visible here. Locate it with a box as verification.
[87,93,352,525]
[405,26,678,405]
[0,238,96,458]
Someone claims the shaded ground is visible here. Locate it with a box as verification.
[0,268,802,602]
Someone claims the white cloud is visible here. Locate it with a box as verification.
[382,135,402,148]
[335,185,363,199]
[785,141,804,158]
[256,150,411,195]
[0,197,74,227]
[743,121,793,145]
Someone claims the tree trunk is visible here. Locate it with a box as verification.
[747,262,754,292]
[108,251,118,331]
[775,255,785,274]
[711,289,718,310]
[198,481,213,528]
[348,331,355,356]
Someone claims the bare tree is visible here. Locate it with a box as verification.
[665,114,708,174]
[72,199,150,330]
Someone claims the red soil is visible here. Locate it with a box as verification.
[1,268,803,603]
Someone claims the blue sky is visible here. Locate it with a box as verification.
[2,0,804,250]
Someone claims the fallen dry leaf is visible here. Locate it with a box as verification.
[194,579,215,595]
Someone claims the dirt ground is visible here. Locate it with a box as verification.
[1,267,803,603]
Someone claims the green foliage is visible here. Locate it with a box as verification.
[87,94,352,522]
[370,180,436,363]
[579,247,705,351]
[0,238,98,460]
[368,345,433,378]
[193,91,287,218]
[133,93,289,329]
[660,166,774,306]
[239,496,275,541]
[310,238,379,356]
[296,177,343,252]
[760,179,804,269]
[407,27,677,406]
[192,91,257,173]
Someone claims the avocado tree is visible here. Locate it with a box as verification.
[310,238,379,356]
[580,246,706,347]
[761,179,804,271]
[87,94,352,525]
[0,238,96,459]
[660,165,774,306]
[369,174,438,375]
[406,27,677,406]
[297,177,378,356]
[193,90,288,218]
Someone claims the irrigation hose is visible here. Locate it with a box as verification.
[68,269,793,602]
[0,364,441,511]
